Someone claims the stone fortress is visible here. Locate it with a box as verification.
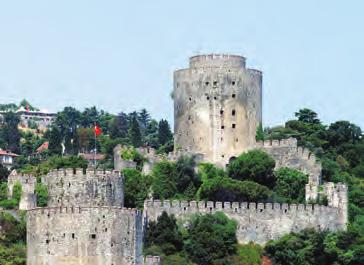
[8,53,347,264]
[143,54,348,244]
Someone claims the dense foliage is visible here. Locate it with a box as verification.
[0,212,26,265]
[145,211,257,265]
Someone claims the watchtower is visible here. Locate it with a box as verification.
[173,54,262,166]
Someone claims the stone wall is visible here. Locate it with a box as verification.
[7,170,36,210]
[173,54,262,167]
[143,256,161,265]
[256,138,321,188]
[114,145,137,171]
[41,168,124,207]
[144,199,346,245]
[322,182,348,227]
[27,206,143,265]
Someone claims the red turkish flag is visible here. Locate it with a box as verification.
[94,125,102,136]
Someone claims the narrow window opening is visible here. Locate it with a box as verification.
[232,110,236,116]
[91,234,97,239]
[46,239,49,244]
[206,96,210,100]
[105,228,108,232]
[68,182,71,188]
[214,96,217,100]
[221,137,223,141]
[221,155,225,158]
[284,209,288,213]
[72,233,75,239]
[232,93,236,98]
[232,124,236,129]
[213,81,218,86]
[220,110,224,115]
[260,209,263,212]
[236,138,239,142]
[232,81,236,86]
[189,97,192,101]
[221,126,225,129]
[205,81,209,86]
[235,208,237,213]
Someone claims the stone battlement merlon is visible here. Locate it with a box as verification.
[189,54,246,69]
[144,200,340,214]
[27,206,142,216]
[44,168,122,178]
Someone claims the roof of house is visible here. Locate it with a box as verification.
[79,153,105,161]
[36,141,49,153]
[0,150,19,157]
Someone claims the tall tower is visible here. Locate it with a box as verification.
[173,54,262,166]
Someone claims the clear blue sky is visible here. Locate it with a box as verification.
[0,0,363,128]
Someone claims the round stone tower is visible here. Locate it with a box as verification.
[173,54,262,166]
[27,168,143,265]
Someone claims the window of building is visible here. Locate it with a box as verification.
[232,110,236,116]
[232,124,236,129]
[189,97,192,101]
[214,96,217,100]
[232,93,236,98]
[72,233,75,239]
[91,234,97,239]
[206,96,210,100]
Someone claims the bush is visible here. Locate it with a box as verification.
[198,176,271,202]
[227,150,276,188]
[12,182,22,206]
[35,183,48,207]
[152,161,178,199]
[236,243,263,265]
[123,168,150,209]
[185,212,238,265]
[273,168,308,203]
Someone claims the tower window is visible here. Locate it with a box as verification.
[232,93,236,98]
[232,110,236,116]
[213,81,218,86]
[72,233,75,239]
[206,96,210,100]
[91,234,96,239]
[189,97,192,101]
[232,81,236,86]
[205,82,209,86]
[236,138,239,142]
[220,110,224,115]
[214,96,217,100]
[221,126,225,129]
[232,124,236,129]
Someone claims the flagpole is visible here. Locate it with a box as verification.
[94,121,97,168]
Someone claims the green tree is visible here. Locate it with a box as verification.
[198,176,271,202]
[273,168,308,203]
[256,123,264,141]
[158,119,173,146]
[145,212,183,255]
[1,112,21,153]
[227,150,276,188]
[109,112,129,139]
[0,164,9,182]
[185,212,238,265]
[175,156,201,197]
[295,108,321,124]
[152,161,177,199]
[123,168,150,209]
[35,183,48,207]
[45,126,63,155]
[12,182,22,206]
[128,116,142,147]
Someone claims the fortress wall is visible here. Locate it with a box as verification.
[144,200,345,245]
[27,206,143,265]
[323,182,348,228]
[143,256,161,265]
[256,138,322,188]
[42,168,124,208]
[7,170,37,210]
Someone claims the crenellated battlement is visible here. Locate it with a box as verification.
[143,256,161,265]
[42,167,124,208]
[144,199,345,245]
[144,200,338,215]
[256,137,321,187]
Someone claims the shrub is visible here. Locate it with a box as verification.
[227,150,276,188]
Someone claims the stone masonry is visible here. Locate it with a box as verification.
[7,170,36,210]
[144,199,347,245]
[173,54,262,167]
[26,168,161,265]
